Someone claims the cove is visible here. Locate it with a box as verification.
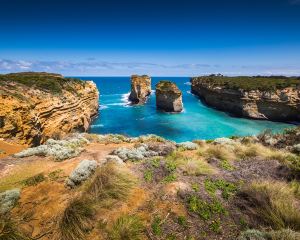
[79,77,293,142]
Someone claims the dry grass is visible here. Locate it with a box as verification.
[57,198,94,240]
[165,151,215,176]
[85,163,135,202]
[0,162,47,191]
[202,144,236,162]
[108,215,144,240]
[237,180,300,230]
[177,157,215,176]
[57,163,136,240]
[0,218,28,240]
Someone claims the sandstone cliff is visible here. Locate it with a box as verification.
[128,75,151,104]
[156,81,183,112]
[0,72,99,146]
[191,76,300,122]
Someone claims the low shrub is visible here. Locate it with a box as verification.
[151,216,162,236]
[0,189,20,214]
[187,195,226,220]
[144,169,153,182]
[22,173,45,186]
[269,228,300,240]
[14,135,89,161]
[238,228,300,240]
[66,160,97,188]
[238,229,269,240]
[204,179,237,199]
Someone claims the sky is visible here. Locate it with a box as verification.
[0,0,300,76]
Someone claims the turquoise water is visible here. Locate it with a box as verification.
[79,77,293,142]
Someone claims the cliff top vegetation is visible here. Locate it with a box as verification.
[192,75,300,91]
[0,72,85,94]
[156,80,181,93]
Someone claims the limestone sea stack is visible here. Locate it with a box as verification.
[191,75,300,122]
[156,81,183,112]
[0,72,99,146]
[128,75,151,104]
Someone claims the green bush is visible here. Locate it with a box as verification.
[187,195,226,220]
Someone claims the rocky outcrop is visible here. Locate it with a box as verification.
[191,76,300,122]
[156,81,183,112]
[0,72,99,146]
[128,75,151,104]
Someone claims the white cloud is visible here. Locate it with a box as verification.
[0,59,299,76]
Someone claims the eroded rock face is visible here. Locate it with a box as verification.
[0,72,99,146]
[156,81,183,112]
[191,77,300,122]
[128,75,151,104]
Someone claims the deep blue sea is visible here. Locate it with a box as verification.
[79,77,293,142]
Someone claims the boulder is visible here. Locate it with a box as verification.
[128,75,152,104]
[156,81,183,112]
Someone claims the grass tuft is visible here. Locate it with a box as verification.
[58,198,94,240]
[0,218,28,240]
[85,163,135,202]
[236,180,300,230]
[108,215,144,240]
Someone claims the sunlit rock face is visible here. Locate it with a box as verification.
[191,76,300,122]
[128,75,151,104]
[0,72,99,146]
[156,81,183,112]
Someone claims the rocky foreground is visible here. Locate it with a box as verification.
[1,129,300,240]
[191,75,300,122]
[0,72,99,146]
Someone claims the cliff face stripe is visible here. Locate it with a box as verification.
[0,73,99,146]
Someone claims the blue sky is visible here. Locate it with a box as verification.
[0,0,300,76]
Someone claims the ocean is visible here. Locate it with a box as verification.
[79,77,293,142]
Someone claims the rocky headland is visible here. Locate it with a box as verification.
[128,75,152,104]
[156,81,183,112]
[0,72,99,146]
[191,75,300,122]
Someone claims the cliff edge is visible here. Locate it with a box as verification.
[191,75,300,122]
[0,72,99,146]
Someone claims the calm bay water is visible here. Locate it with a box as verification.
[79,77,293,142]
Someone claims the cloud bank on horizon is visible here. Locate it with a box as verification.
[0,59,299,76]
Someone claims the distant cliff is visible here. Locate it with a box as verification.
[191,75,300,122]
[0,72,99,146]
